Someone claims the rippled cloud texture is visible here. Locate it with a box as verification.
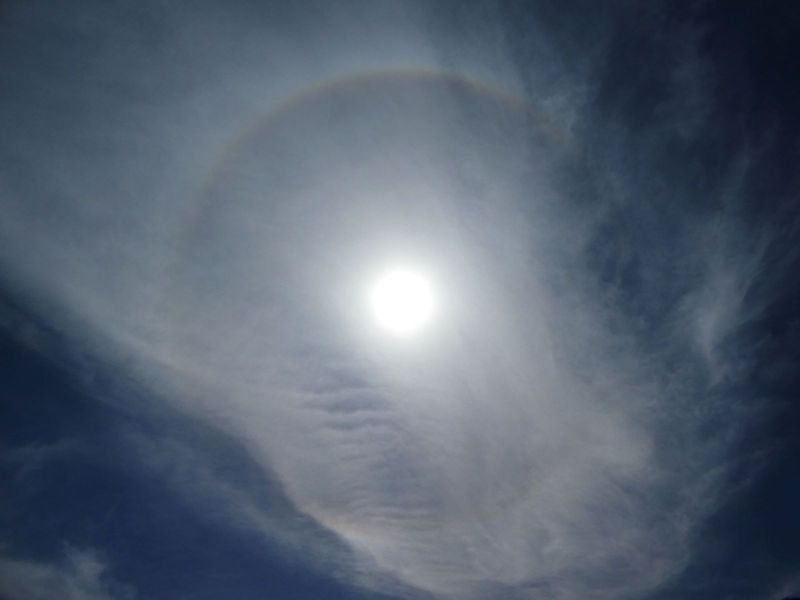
[2,2,799,599]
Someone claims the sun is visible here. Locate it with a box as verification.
[369,268,436,336]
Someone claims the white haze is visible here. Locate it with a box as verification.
[0,2,766,599]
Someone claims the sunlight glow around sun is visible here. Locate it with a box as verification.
[369,268,436,336]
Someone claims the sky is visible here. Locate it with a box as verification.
[1,1,799,599]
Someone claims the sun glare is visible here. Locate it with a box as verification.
[369,268,435,336]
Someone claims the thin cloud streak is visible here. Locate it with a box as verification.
[0,547,134,600]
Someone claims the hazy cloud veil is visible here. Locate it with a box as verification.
[1,2,794,599]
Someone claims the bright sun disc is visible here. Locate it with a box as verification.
[369,268,435,335]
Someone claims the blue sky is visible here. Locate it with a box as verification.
[2,2,800,599]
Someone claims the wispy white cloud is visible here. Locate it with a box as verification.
[0,546,134,600]
[0,2,778,599]
[2,438,84,480]
[771,571,800,600]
